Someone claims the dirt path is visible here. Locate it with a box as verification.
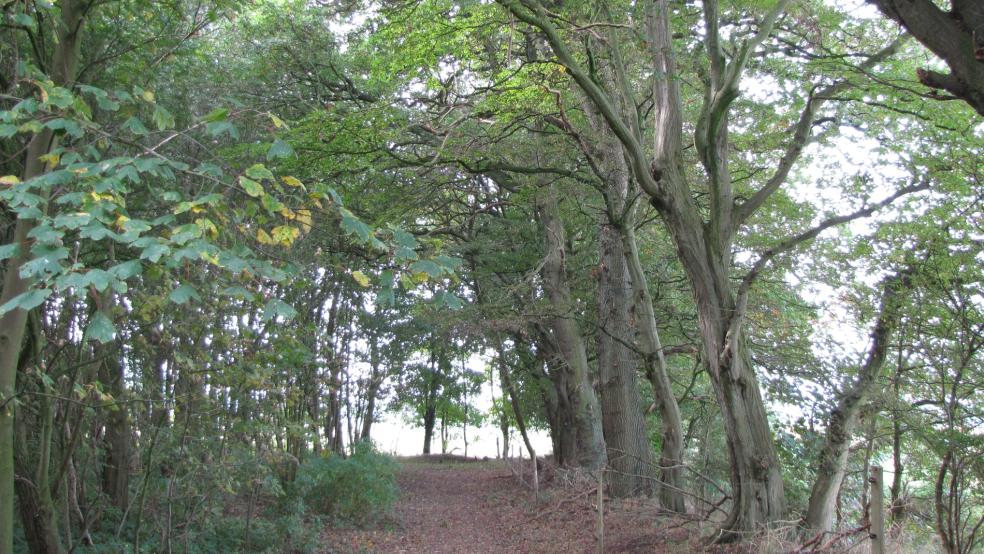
[321,458,698,553]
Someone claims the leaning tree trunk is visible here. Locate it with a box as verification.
[496,343,537,461]
[805,268,913,533]
[536,185,607,470]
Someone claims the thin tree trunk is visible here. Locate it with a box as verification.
[496,343,536,461]
[93,290,131,512]
[622,226,687,511]
[805,269,913,533]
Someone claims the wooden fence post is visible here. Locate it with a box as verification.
[596,469,604,554]
[870,465,885,554]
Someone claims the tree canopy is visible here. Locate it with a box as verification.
[1,0,982,552]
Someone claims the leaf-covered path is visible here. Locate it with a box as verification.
[321,457,696,553]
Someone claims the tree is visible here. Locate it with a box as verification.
[869,0,984,115]
[495,0,926,539]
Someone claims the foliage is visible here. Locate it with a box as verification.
[293,442,399,525]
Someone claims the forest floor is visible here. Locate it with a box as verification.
[319,455,740,553]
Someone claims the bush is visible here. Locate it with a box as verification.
[293,442,398,525]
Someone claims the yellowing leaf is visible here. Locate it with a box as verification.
[271,225,300,246]
[269,113,286,129]
[195,217,218,239]
[141,90,156,103]
[39,152,60,167]
[200,251,220,265]
[296,209,313,233]
[282,175,304,188]
[114,215,130,229]
[0,175,20,186]
[351,270,371,287]
[256,228,275,245]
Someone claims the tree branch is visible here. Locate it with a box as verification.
[734,180,929,315]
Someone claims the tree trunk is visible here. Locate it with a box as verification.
[496,368,510,459]
[597,222,656,497]
[805,269,912,533]
[93,292,131,512]
[14,318,64,554]
[536,185,606,470]
[622,226,687,511]
[422,402,436,455]
[496,343,536,461]
[0,3,85,549]
[359,340,382,441]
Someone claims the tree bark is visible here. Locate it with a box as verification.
[536,185,607,470]
[14,315,64,554]
[805,269,913,533]
[622,226,687,511]
[869,0,984,115]
[597,221,657,497]
[0,2,86,550]
[93,291,131,512]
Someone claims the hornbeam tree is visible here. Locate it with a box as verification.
[497,0,924,539]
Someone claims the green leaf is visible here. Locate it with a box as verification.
[220,286,252,299]
[83,311,116,344]
[84,269,112,292]
[206,120,238,139]
[391,227,418,249]
[168,284,200,305]
[410,260,444,278]
[140,243,170,263]
[261,194,285,214]
[0,288,52,316]
[13,13,35,29]
[203,107,229,122]
[122,116,149,135]
[0,243,19,260]
[261,299,296,322]
[245,164,275,182]
[340,208,373,243]
[152,104,175,131]
[240,176,264,197]
[44,118,83,138]
[266,139,294,160]
[377,270,396,307]
[108,260,142,280]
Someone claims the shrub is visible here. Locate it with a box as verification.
[293,442,398,525]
